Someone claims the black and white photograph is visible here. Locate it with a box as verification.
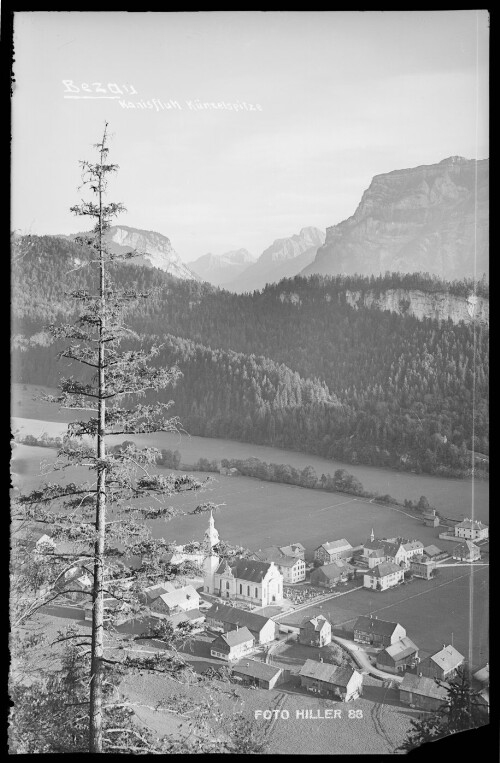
[10,10,489,755]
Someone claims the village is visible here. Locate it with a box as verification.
[27,509,489,719]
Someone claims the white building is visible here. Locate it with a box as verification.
[454,518,488,541]
[363,562,405,591]
[203,513,284,607]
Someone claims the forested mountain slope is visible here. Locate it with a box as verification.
[12,236,489,476]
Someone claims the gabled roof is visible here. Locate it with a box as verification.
[318,539,353,553]
[206,602,273,632]
[402,540,424,552]
[279,542,305,555]
[368,562,403,578]
[425,645,464,672]
[277,555,303,568]
[454,540,479,552]
[232,659,282,681]
[363,538,386,550]
[473,665,489,685]
[167,609,205,627]
[382,637,419,661]
[456,518,488,530]
[144,582,176,602]
[400,673,449,701]
[230,559,278,583]
[215,627,254,648]
[354,616,403,637]
[423,545,443,557]
[301,615,330,632]
[158,585,199,609]
[253,548,301,568]
[299,659,358,688]
[312,560,352,580]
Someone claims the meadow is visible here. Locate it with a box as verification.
[11,381,488,523]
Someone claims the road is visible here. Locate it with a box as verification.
[332,635,404,683]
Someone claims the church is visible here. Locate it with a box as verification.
[203,512,283,608]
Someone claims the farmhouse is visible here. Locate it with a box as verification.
[299,615,332,647]
[399,673,449,711]
[454,518,488,541]
[232,660,283,690]
[310,560,354,587]
[353,616,406,647]
[205,602,277,644]
[363,562,404,591]
[419,645,464,681]
[279,542,306,559]
[375,637,419,674]
[314,539,353,565]
[300,660,363,701]
[210,627,254,661]
[452,540,481,562]
[422,545,447,562]
[361,532,423,568]
[150,585,200,616]
[410,556,435,579]
[254,547,306,583]
[142,582,176,604]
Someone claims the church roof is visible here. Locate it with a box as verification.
[231,558,277,583]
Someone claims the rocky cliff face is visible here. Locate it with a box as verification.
[105,226,197,280]
[344,288,489,326]
[302,157,489,280]
[228,226,325,293]
[190,248,256,287]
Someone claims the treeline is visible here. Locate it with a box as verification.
[12,236,489,478]
[189,456,439,517]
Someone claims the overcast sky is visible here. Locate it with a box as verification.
[12,11,489,262]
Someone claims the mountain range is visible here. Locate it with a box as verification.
[189,249,256,287]
[302,156,489,280]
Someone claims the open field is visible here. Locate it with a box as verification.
[12,382,488,522]
[279,565,489,670]
[11,442,468,556]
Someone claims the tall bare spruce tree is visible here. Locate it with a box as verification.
[11,125,268,753]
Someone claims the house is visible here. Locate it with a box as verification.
[362,534,423,568]
[423,509,440,527]
[232,660,283,690]
[299,660,363,702]
[353,616,406,647]
[299,615,332,647]
[279,542,306,560]
[363,562,405,591]
[419,645,464,681]
[422,545,447,562]
[213,558,283,607]
[210,627,254,661]
[142,582,177,604]
[454,518,488,541]
[253,547,305,583]
[410,556,435,579]
[314,539,353,565]
[150,585,200,616]
[452,540,481,562]
[473,664,489,687]
[375,637,419,674]
[399,673,449,711]
[310,560,354,588]
[165,609,205,630]
[205,602,277,644]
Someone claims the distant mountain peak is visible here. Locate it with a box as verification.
[189,248,256,287]
[105,225,197,280]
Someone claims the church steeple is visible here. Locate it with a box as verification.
[203,511,220,595]
[370,528,375,542]
[205,510,220,551]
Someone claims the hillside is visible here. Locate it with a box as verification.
[302,157,489,280]
[12,236,489,477]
